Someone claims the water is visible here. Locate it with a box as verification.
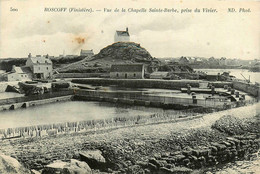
[0,101,183,129]
[197,69,260,83]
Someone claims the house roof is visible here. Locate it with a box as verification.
[81,49,94,54]
[110,64,144,72]
[12,66,24,74]
[29,57,52,64]
[11,66,32,75]
[21,67,32,74]
[116,31,130,37]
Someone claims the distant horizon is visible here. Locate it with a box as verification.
[1,0,259,60]
[0,53,258,61]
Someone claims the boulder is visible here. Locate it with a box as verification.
[126,165,145,174]
[147,163,157,172]
[211,142,226,151]
[174,155,186,162]
[31,169,41,174]
[42,159,91,174]
[79,150,106,169]
[0,154,30,174]
[158,167,173,174]
[5,85,20,93]
[171,167,193,174]
[182,150,192,157]
[149,158,160,168]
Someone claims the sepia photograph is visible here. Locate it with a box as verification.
[0,0,259,173]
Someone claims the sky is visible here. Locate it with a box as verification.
[0,0,259,60]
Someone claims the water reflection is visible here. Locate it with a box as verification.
[0,101,183,129]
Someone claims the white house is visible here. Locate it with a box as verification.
[25,53,53,79]
[114,28,130,43]
[6,65,31,82]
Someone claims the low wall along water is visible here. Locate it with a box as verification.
[71,79,233,90]
[233,81,260,98]
[0,112,201,140]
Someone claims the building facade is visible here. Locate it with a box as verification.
[80,49,94,57]
[6,66,31,81]
[110,64,144,79]
[25,53,53,79]
[179,57,189,64]
[219,57,227,66]
[150,72,169,79]
[114,28,130,42]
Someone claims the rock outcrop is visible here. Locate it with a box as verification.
[58,42,160,73]
[0,154,30,174]
[42,159,92,174]
[79,150,106,170]
[93,42,155,63]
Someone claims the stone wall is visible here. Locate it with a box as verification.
[54,73,105,79]
[72,79,232,90]
[233,81,260,98]
[142,134,259,173]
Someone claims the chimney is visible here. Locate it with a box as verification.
[126,27,128,32]
[28,53,31,58]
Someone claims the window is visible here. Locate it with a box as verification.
[38,67,40,70]
[21,75,23,77]
[125,73,127,79]
[116,73,119,77]
[46,67,49,70]
[134,73,136,77]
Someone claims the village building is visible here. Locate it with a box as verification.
[219,57,227,66]
[227,58,240,66]
[25,53,53,79]
[114,28,130,43]
[179,57,189,64]
[5,65,31,82]
[80,49,94,57]
[150,71,169,79]
[208,57,220,66]
[205,72,221,81]
[110,64,144,79]
[65,55,77,58]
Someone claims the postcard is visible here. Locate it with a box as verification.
[0,0,259,173]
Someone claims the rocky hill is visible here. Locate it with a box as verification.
[93,42,156,62]
[58,42,160,73]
